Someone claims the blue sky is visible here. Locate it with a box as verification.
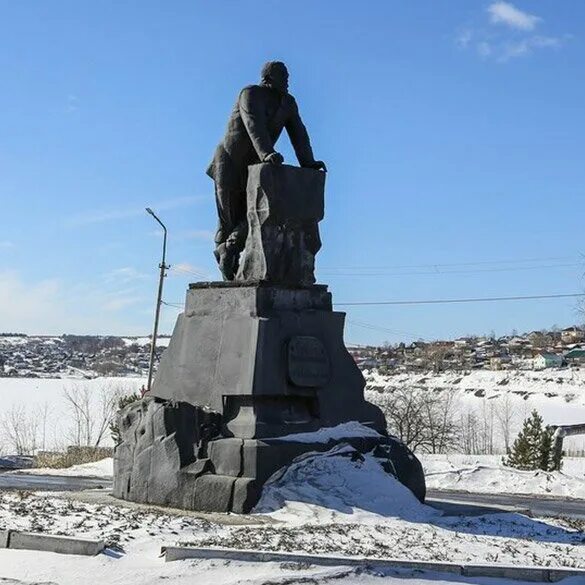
[1,1,584,344]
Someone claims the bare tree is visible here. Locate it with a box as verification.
[63,385,93,447]
[459,398,511,455]
[495,393,517,452]
[424,389,459,453]
[460,409,480,454]
[1,404,41,455]
[94,383,123,447]
[62,382,124,447]
[370,387,460,453]
[477,399,496,455]
[37,401,50,452]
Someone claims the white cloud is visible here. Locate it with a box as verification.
[102,295,144,312]
[488,2,541,31]
[498,35,565,62]
[66,94,79,113]
[478,42,492,58]
[456,3,568,62]
[66,196,203,227]
[0,272,70,334]
[0,271,151,335]
[531,35,564,49]
[456,29,473,49]
[103,267,149,284]
[0,241,14,249]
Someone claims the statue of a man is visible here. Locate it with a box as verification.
[207,61,326,280]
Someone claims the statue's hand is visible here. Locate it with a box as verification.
[304,160,327,172]
[264,152,284,165]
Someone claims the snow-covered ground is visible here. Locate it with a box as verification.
[422,454,585,498]
[14,457,114,478]
[3,555,574,585]
[365,369,585,452]
[0,446,584,583]
[121,336,171,347]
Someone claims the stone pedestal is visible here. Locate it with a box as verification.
[112,282,425,513]
[236,164,325,286]
[152,282,384,439]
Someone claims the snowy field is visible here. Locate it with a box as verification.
[422,454,585,498]
[0,377,145,450]
[365,369,585,452]
[2,367,585,455]
[0,377,145,414]
[1,446,584,584]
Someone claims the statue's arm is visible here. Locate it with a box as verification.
[285,98,316,167]
[239,87,276,162]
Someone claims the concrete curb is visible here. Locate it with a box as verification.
[161,545,585,583]
[0,529,104,556]
[0,529,10,548]
[427,496,532,518]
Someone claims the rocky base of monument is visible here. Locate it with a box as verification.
[113,396,426,513]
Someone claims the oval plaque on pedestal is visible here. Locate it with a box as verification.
[287,336,330,387]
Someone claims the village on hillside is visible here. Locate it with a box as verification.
[349,325,585,371]
[2,325,585,378]
[0,334,169,379]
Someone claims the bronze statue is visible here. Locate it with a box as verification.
[207,61,326,280]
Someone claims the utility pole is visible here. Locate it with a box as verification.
[145,207,170,393]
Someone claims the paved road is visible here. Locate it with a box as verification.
[1,474,584,520]
[0,472,112,492]
[428,489,585,519]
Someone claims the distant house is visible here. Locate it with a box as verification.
[561,326,584,344]
[490,356,511,370]
[564,348,585,365]
[508,337,529,347]
[356,357,379,369]
[533,352,564,370]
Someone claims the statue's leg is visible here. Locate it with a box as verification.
[214,184,234,248]
[226,219,248,276]
[214,183,246,280]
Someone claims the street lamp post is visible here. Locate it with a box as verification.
[145,207,170,393]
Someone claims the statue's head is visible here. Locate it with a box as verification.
[261,61,289,94]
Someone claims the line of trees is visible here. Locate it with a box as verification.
[367,386,524,455]
[1,382,131,455]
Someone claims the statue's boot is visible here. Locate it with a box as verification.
[214,243,238,281]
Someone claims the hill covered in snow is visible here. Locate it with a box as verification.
[0,334,170,378]
[365,369,585,453]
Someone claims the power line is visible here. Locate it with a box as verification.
[164,292,585,309]
[168,265,211,279]
[335,292,585,307]
[161,300,183,309]
[321,255,579,271]
[347,319,422,339]
[320,262,582,278]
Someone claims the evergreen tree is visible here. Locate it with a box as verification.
[503,410,558,471]
[109,392,141,444]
